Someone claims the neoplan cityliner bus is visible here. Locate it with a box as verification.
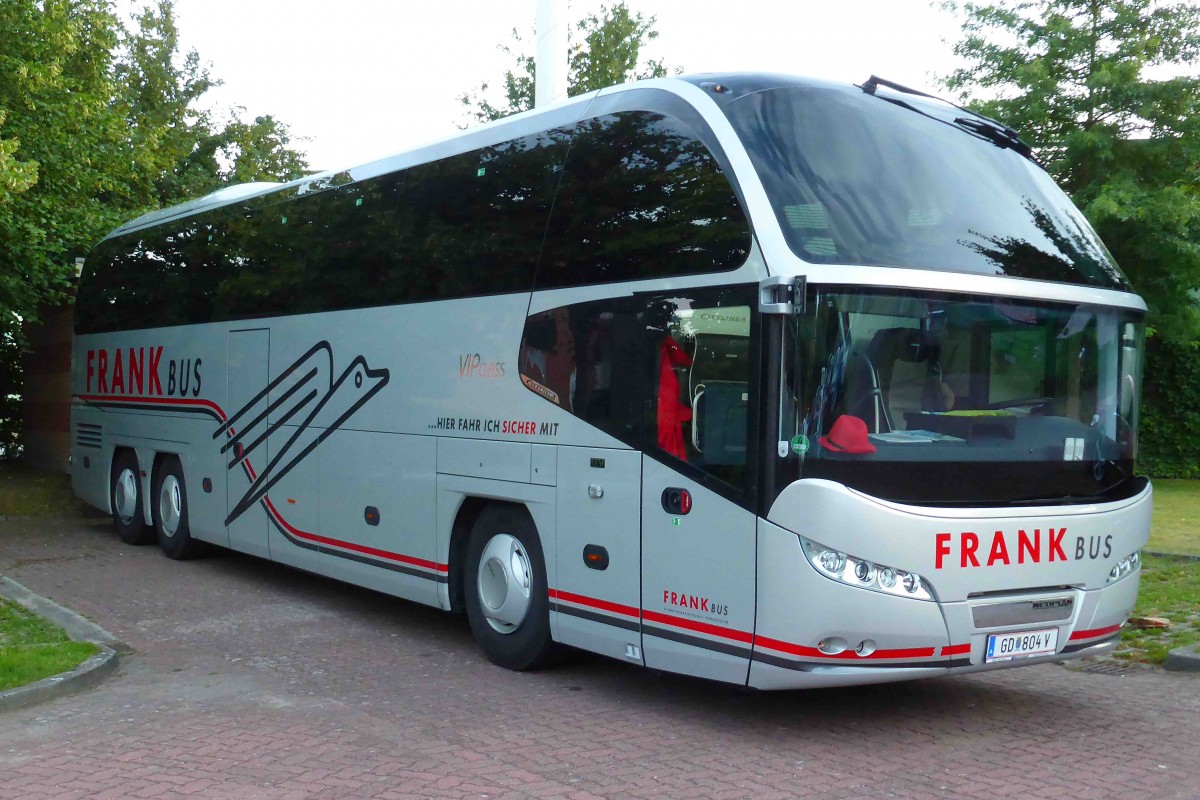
[71,73,1149,689]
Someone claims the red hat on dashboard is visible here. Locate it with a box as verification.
[819,415,876,454]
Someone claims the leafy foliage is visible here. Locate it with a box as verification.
[0,317,20,461]
[1138,338,1200,478]
[459,2,675,125]
[941,0,1200,476]
[0,0,308,327]
[941,0,1200,341]
[0,0,308,462]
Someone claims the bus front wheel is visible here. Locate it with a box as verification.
[464,504,557,671]
[152,456,206,560]
[111,450,153,545]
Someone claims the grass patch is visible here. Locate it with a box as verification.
[1116,554,1200,664]
[1118,480,1199,664]
[0,460,84,517]
[0,598,99,692]
[1149,479,1200,556]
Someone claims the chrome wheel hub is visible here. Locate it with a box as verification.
[158,475,182,538]
[477,533,532,634]
[114,468,138,525]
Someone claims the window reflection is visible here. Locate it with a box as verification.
[519,287,755,495]
[722,86,1129,290]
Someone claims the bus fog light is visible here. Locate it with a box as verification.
[818,637,848,655]
[856,639,876,656]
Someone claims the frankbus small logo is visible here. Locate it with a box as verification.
[663,590,729,617]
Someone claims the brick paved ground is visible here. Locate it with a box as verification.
[1,513,1197,800]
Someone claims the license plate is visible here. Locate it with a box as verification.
[985,627,1059,663]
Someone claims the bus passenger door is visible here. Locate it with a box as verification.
[640,462,757,684]
[553,447,643,664]
[225,329,271,559]
[638,286,759,685]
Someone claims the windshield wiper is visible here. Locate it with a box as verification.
[858,75,1035,162]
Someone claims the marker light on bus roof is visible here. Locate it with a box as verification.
[800,538,934,601]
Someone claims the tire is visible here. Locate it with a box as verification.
[111,450,153,545]
[152,455,206,560]
[464,504,557,671]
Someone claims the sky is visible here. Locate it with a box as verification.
[129,0,969,173]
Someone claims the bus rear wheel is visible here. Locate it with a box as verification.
[464,504,557,671]
[111,450,153,545]
[152,456,206,560]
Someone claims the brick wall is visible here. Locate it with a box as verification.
[22,296,74,474]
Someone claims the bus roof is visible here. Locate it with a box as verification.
[102,72,846,243]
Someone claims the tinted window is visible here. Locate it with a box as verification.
[76,130,571,333]
[75,220,212,333]
[519,285,758,498]
[537,112,751,289]
[721,86,1130,290]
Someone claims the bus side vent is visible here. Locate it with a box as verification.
[75,422,103,450]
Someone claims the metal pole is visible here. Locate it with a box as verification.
[535,0,568,107]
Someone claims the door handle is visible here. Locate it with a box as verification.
[661,487,692,515]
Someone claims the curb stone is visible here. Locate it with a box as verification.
[1143,550,1200,563]
[0,576,124,712]
[1165,644,1200,673]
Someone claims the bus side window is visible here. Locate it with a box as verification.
[536,111,751,290]
[519,298,646,445]
[649,289,754,491]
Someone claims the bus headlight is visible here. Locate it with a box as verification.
[1107,550,1141,583]
[800,538,934,601]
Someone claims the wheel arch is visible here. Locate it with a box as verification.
[448,497,540,614]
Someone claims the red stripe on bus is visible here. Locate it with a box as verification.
[82,392,447,574]
[754,634,937,661]
[1069,624,1121,641]
[77,394,227,420]
[262,496,448,573]
[941,644,972,656]
[642,610,755,645]
[548,589,640,619]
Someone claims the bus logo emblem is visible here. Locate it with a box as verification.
[215,340,390,525]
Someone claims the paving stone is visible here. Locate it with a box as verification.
[0,515,1198,799]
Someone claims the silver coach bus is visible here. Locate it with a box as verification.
[71,74,1148,689]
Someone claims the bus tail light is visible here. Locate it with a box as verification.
[800,538,934,601]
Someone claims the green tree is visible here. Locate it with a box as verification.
[460,2,675,125]
[0,111,37,204]
[941,0,1200,477]
[0,0,129,324]
[0,0,308,460]
[941,0,1200,340]
[0,0,309,326]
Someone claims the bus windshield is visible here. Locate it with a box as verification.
[722,85,1130,290]
[781,288,1144,507]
